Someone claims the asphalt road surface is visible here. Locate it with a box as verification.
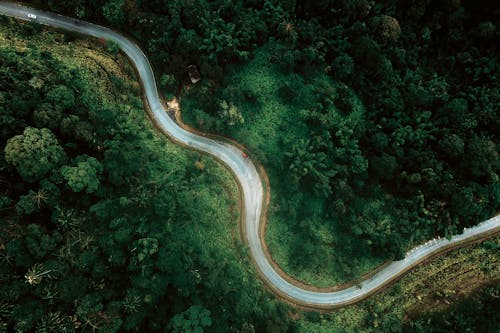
[1,1,498,309]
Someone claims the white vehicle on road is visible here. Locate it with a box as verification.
[27,13,36,19]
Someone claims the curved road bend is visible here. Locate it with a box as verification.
[1,2,499,309]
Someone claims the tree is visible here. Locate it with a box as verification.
[331,54,354,81]
[465,136,499,181]
[439,133,464,159]
[133,238,158,262]
[60,115,93,143]
[60,155,103,194]
[102,0,125,26]
[45,85,76,111]
[169,305,212,333]
[16,190,46,215]
[373,15,402,44]
[160,74,176,92]
[370,132,389,153]
[445,98,476,131]
[351,36,394,81]
[51,206,81,231]
[285,139,335,197]
[370,153,397,180]
[218,100,244,127]
[4,127,67,182]
[25,263,53,286]
[106,40,120,55]
[33,103,64,130]
[199,17,243,63]
[24,224,62,260]
[160,74,176,99]
[35,312,74,333]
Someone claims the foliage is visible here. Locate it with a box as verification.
[4,127,66,182]
[105,40,120,55]
[2,0,499,331]
[101,0,125,26]
[160,73,176,99]
[217,100,244,127]
[169,305,212,333]
[0,21,293,333]
[60,155,103,194]
[404,285,500,332]
[180,0,500,286]
[296,238,500,332]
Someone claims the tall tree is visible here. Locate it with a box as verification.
[4,127,67,182]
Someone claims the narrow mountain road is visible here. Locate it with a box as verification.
[1,1,498,309]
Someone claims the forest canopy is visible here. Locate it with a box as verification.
[1,0,499,332]
[0,19,291,333]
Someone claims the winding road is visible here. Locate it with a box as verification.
[1,1,499,309]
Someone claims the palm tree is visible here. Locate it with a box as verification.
[36,312,71,333]
[52,206,80,231]
[25,263,52,286]
[0,300,13,320]
[32,189,48,208]
[123,295,141,314]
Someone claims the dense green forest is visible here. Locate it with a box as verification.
[1,0,499,332]
[27,0,500,284]
[0,20,293,332]
[178,0,500,284]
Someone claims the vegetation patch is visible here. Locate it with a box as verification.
[296,237,499,332]
[1,0,499,330]
[0,18,292,332]
[183,45,387,286]
[179,1,500,287]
